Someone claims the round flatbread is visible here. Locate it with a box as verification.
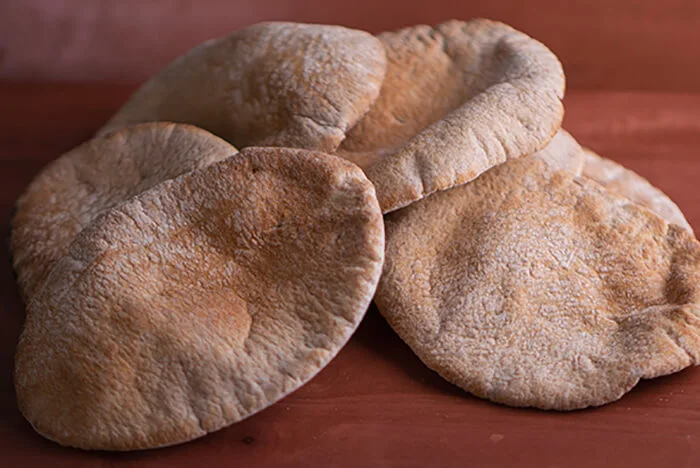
[15,147,384,450]
[11,123,236,300]
[337,19,565,212]
[376,154,700,410]
[581,148,692,233]
[99,22,387,154]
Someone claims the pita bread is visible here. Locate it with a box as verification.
[534,130,585,173]
[581,149,692,233]
[376,154,700,410]
[99,22,387,153]
[11,123,236,301]
[15,147,384,450]
[337,19,565,212]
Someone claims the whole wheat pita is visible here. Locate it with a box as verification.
[11,123,236,300]
[376,154,700,410]
[337,19,565,212]
[100,22,387,154]
[15,147,384,450]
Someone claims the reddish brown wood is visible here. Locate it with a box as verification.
[2,84,700,467]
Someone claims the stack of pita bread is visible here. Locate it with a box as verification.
[12,19,700,451]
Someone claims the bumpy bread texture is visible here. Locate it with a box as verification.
[11,123,236,300]
[338,19,565,212]
[376,154,700,410]
[99,22,387,154]
[581,149,692,232]
[15,148,385,450]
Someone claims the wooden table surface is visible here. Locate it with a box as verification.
[1,83,700,467]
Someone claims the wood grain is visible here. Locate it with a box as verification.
[2,84,700,467]
[3,0,700,91]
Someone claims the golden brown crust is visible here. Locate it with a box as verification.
[11,123,236,300]
[376,154,700,410]
[581,148,692,233]
[337,19,565,212]
[99,22,387,153]
[15,148,384,450]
